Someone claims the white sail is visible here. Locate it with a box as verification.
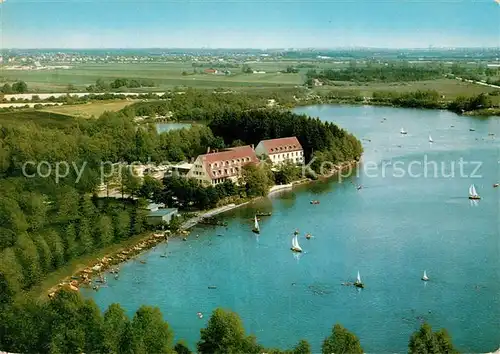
[292,235,302,251]
[254,216,260,231]
[429,135,433,143]
[469,184,478,197]
[356,271,361,283]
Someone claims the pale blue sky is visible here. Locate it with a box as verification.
[0,0,499,49]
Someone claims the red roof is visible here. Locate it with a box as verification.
[259,137,302,154]
[200,146,258,180]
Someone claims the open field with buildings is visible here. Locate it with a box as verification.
[0,62,306,92]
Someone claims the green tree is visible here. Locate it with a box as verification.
[12,81,28,93]
[321,324,363,354]
[31,233,53,273]
[113,210,131,239]
[95,215,114,246]
[198,308,262,354]
[139,175,163,200]
[122,166,142,199]
[102,303,130,353]
[77,218,93,255]
[174,340,192,354]
[14,233,42,288]
[292,339,312,354]
[131,306,174,354]
[241,163,273,197]
[408,323,458,354]
[44,229,65,268]
[1,83,12,93]
[63,223,78,261]
[0,248,22,306]
[275,161,300,185]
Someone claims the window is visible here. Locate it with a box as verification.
[224,169,228,174]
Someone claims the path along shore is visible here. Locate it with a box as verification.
[49,160,357,296]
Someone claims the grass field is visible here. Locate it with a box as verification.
[0,62,306,92]
[0,110,75,128]
[42,99,138,118]
[314,78,500,104]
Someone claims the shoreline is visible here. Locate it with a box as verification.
[45,160,358,297]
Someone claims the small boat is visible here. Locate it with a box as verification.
[256,212,272,217]
[493,183,499,188]
[305,233,312,240]
[139,260,146,264]
[310,200,320,205]
[197,312,203,319]
[357,185,363,190]
[469,128,475,132]
[252,215,260,234]
[354,271,364,288]
[400,128,407,135]
[428,135,433,143]
[291,233,303,253]
[422,270,429,281]
[294,229,299,236]
[469,184,481,200]
[208,285,217,289]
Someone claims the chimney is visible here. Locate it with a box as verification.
[207,147,210,154]
[251,144,254,150]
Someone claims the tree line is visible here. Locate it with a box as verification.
[0,287,459,354]
[306,63,446,83]
[1,81,29,94]
[86,78,156,92]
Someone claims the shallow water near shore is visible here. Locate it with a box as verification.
[83,105,500,352]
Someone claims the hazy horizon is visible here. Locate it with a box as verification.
[0,0,499,49]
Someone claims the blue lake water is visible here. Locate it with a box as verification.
[85,105,500,352]
[156,122,192,133]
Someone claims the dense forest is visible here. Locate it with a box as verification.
[0,287,458,354]
[306,64,446,83]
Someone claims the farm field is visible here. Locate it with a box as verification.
[41,99,138,118]
[0,62,306,92]
[314,78,500,103]
[0,110,75,128]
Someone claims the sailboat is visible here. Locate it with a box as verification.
[422,270,429,281]
[252,215,260,234]
[291,233,302,253]
[428,135,433,143]
[469,184,481,200]
[354,271,364,288]
[400,128,407,135]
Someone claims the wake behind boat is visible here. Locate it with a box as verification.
[469,184,481,200]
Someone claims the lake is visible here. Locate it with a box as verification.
[156,122,192,133]
[84,105,500,352]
